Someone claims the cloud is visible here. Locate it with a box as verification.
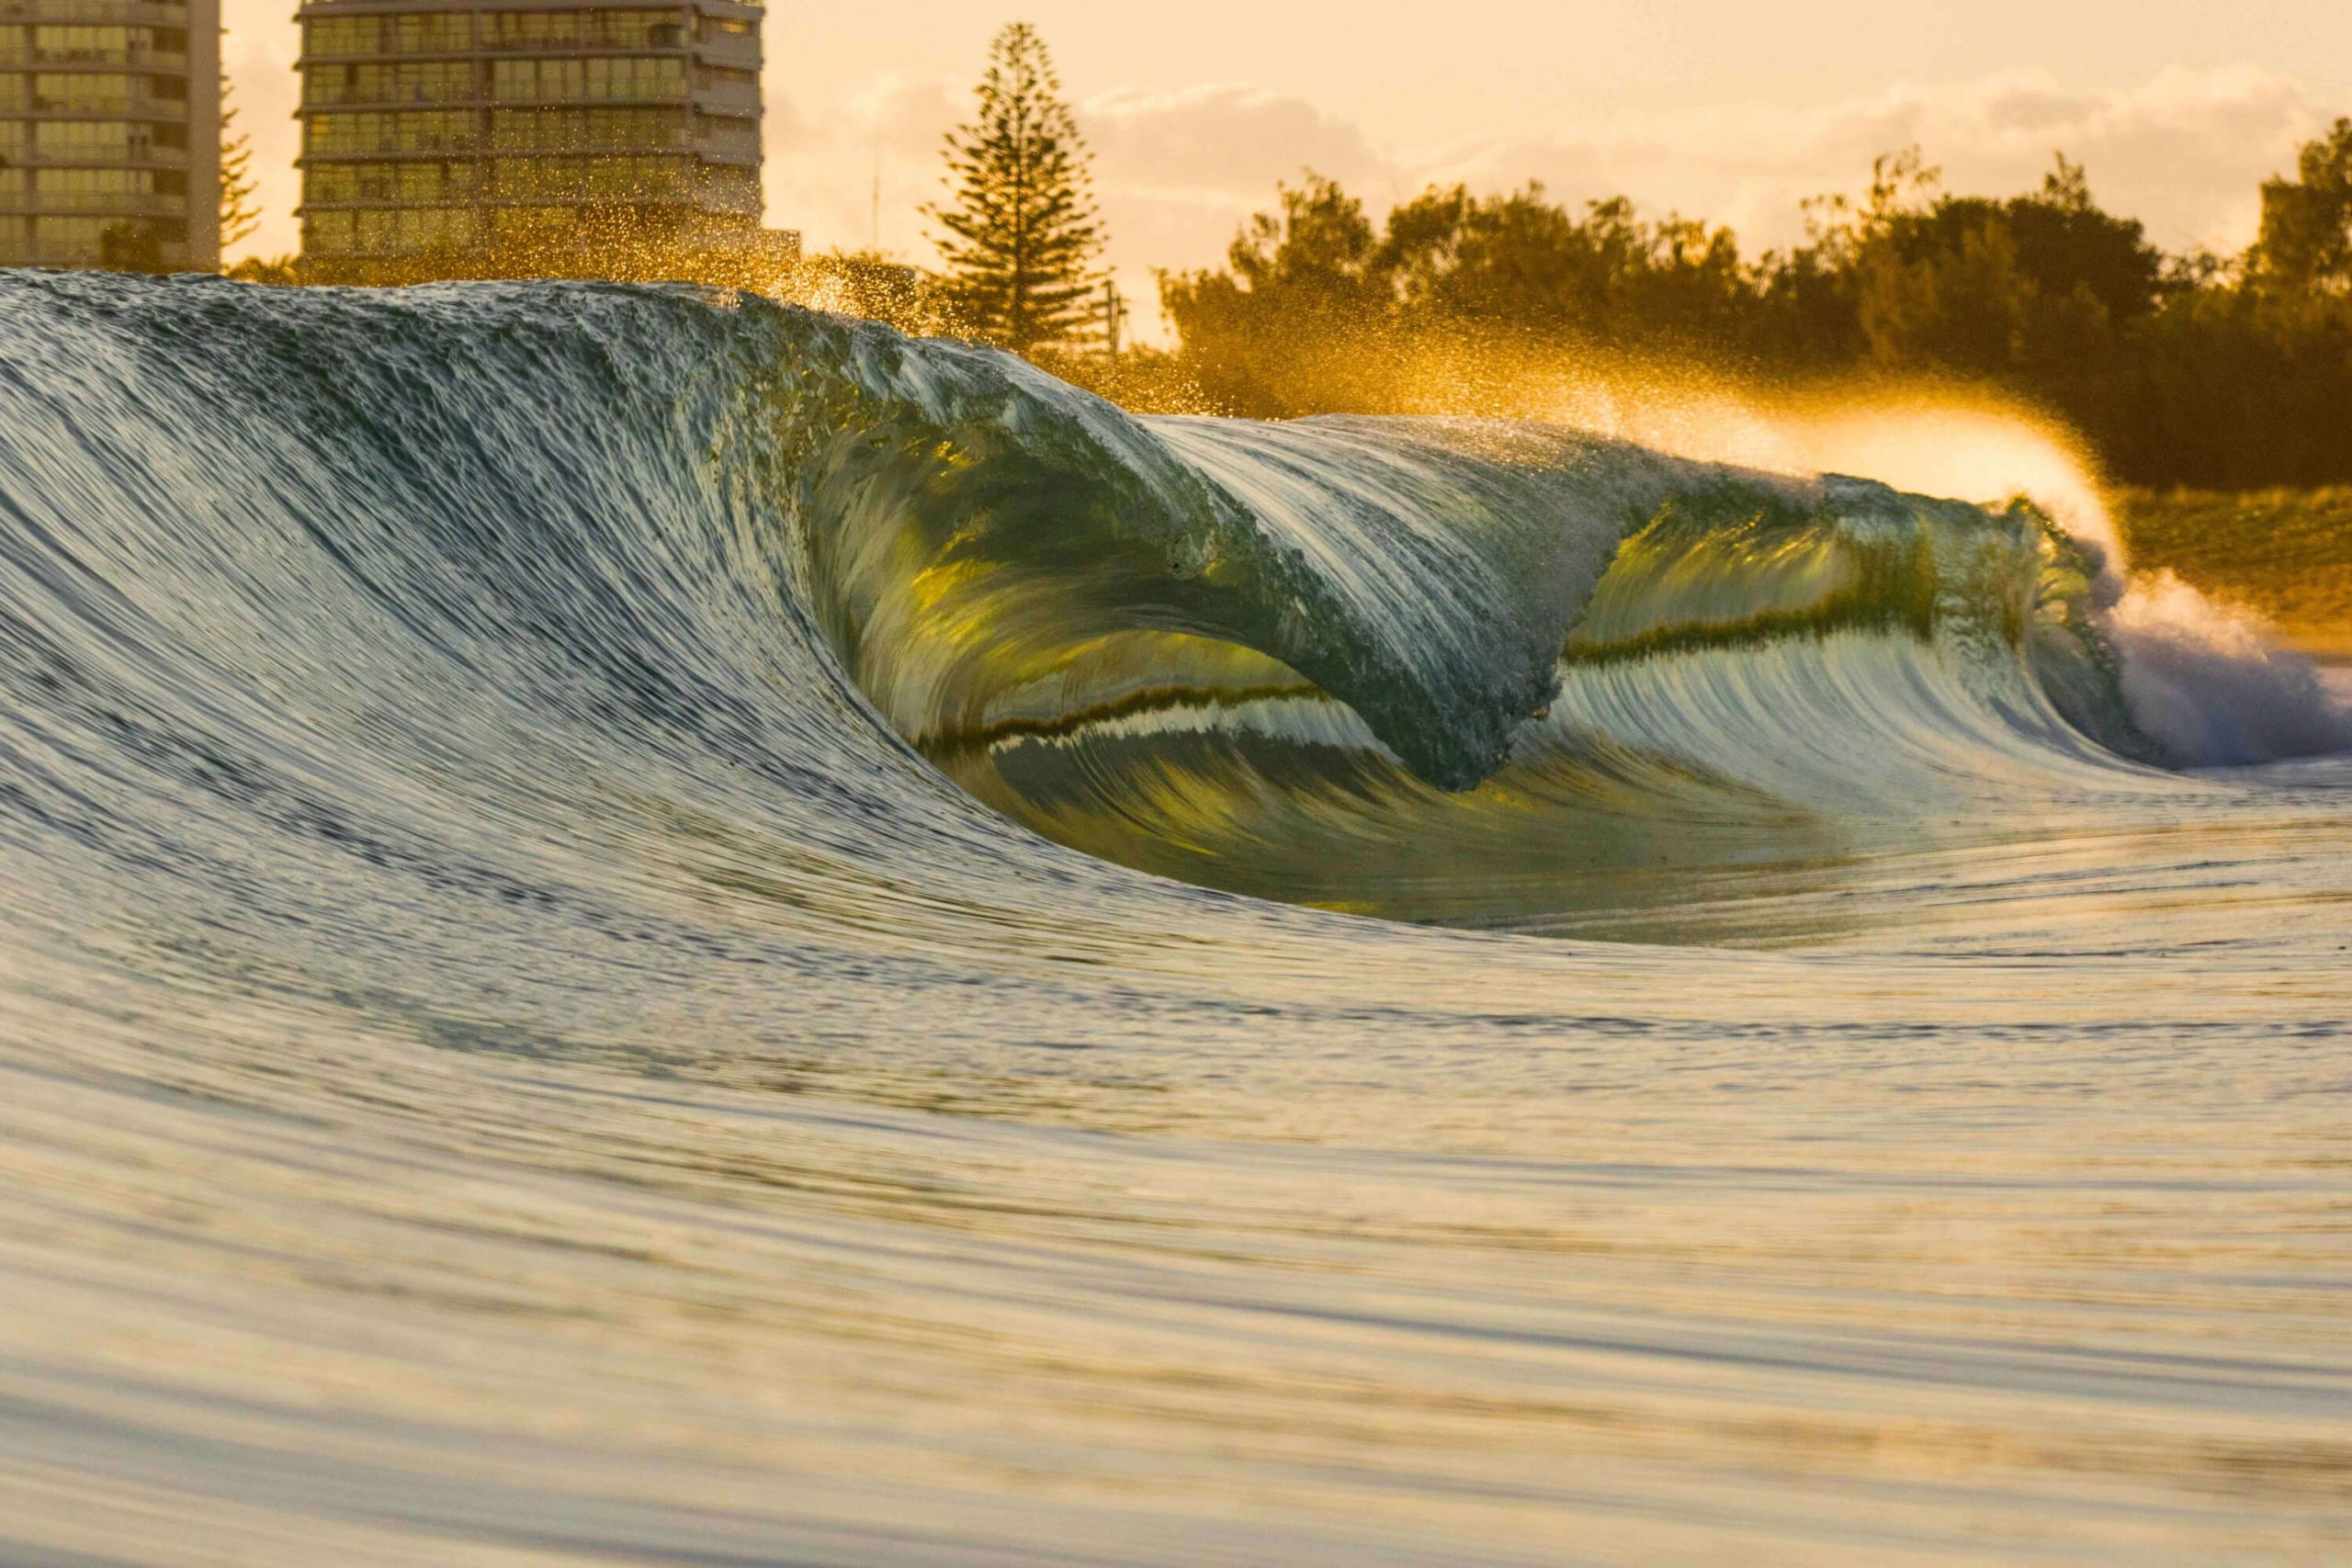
[761,74,958,260]
[1417,64,2331,255]
[764,75,1396,335]
[224,23,2335,330]
[1081,85,1395,304]
[222,1,304,261]
[1083,84,1389,202]
[763,61,2334,342]
[767,77,1391,294]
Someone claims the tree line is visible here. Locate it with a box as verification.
[1152,136,2352,490]
[212,12,2352,493]
[922,25,2350,491]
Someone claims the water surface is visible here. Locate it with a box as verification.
[1,275,2347,1564]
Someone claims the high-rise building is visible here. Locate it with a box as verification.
[294,0,770,271]
[0,0,222,270]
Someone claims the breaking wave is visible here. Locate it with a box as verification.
[6,274,2344,937]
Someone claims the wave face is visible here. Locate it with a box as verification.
[4,273,2352,1565]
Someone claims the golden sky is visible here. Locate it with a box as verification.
[227,0,2352,327]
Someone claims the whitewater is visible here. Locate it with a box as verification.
[1,272,2348,1564]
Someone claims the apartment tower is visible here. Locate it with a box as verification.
[0,0,222,268]
[294,0,765,269]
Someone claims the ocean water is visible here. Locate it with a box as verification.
[1,272,2348,1565]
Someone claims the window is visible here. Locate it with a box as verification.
[30,26,146,63]
[34,214,110,246]
[695,114,755,157]
[492,55,684,102]
[699,164,756,207]
[24,167,180,212]
[306,114,368,154]
[305,113,381,154]
[306,110,477,155]
[489,153,690,199]
[394,207,475,249]
[306,15,470,56]
[491,108,547,150]
[34,118,140,156]
[33,166,153,197]
[310,61,473,105]
[584,11,686,49]
[396,110,475,151]
[304,17,372,56]
[311,206,481,254]
[494,205,580,243]
[487,12,579,51]
[304,162,364,202]
[390,62,470,102]
[35,72,136,109]
[491,58,552,100]
[305,209,355,253]
[390,13,470,53]
[490,107,684,152]
[397,160,466,201]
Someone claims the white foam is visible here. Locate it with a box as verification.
[2106,570,2352,766]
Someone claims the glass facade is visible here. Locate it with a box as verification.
[295,0,764,263]
[306,109,477,153]
[304,61,477,105]
[0,1,220,268]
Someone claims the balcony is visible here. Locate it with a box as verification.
[302,84,476,107]
[0,236,190,265]
[0,2,192,27]
[0,46,187,70]
[694,78,756,115]
[302,139,478,158]
[0,188,185,215]
[479,34,691,56]
[695,130,755,163]
[692,181,756,217]
[695,29,758,67]
[300,192,476,210]
[20,93,188,118]
[5,142,189,167]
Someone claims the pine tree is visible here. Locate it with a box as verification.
[218,58,261,257]
[926,24,1103,353]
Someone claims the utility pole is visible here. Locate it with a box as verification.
[1102,278,1129,363]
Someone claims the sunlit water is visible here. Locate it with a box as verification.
[2,275,2347,1565]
